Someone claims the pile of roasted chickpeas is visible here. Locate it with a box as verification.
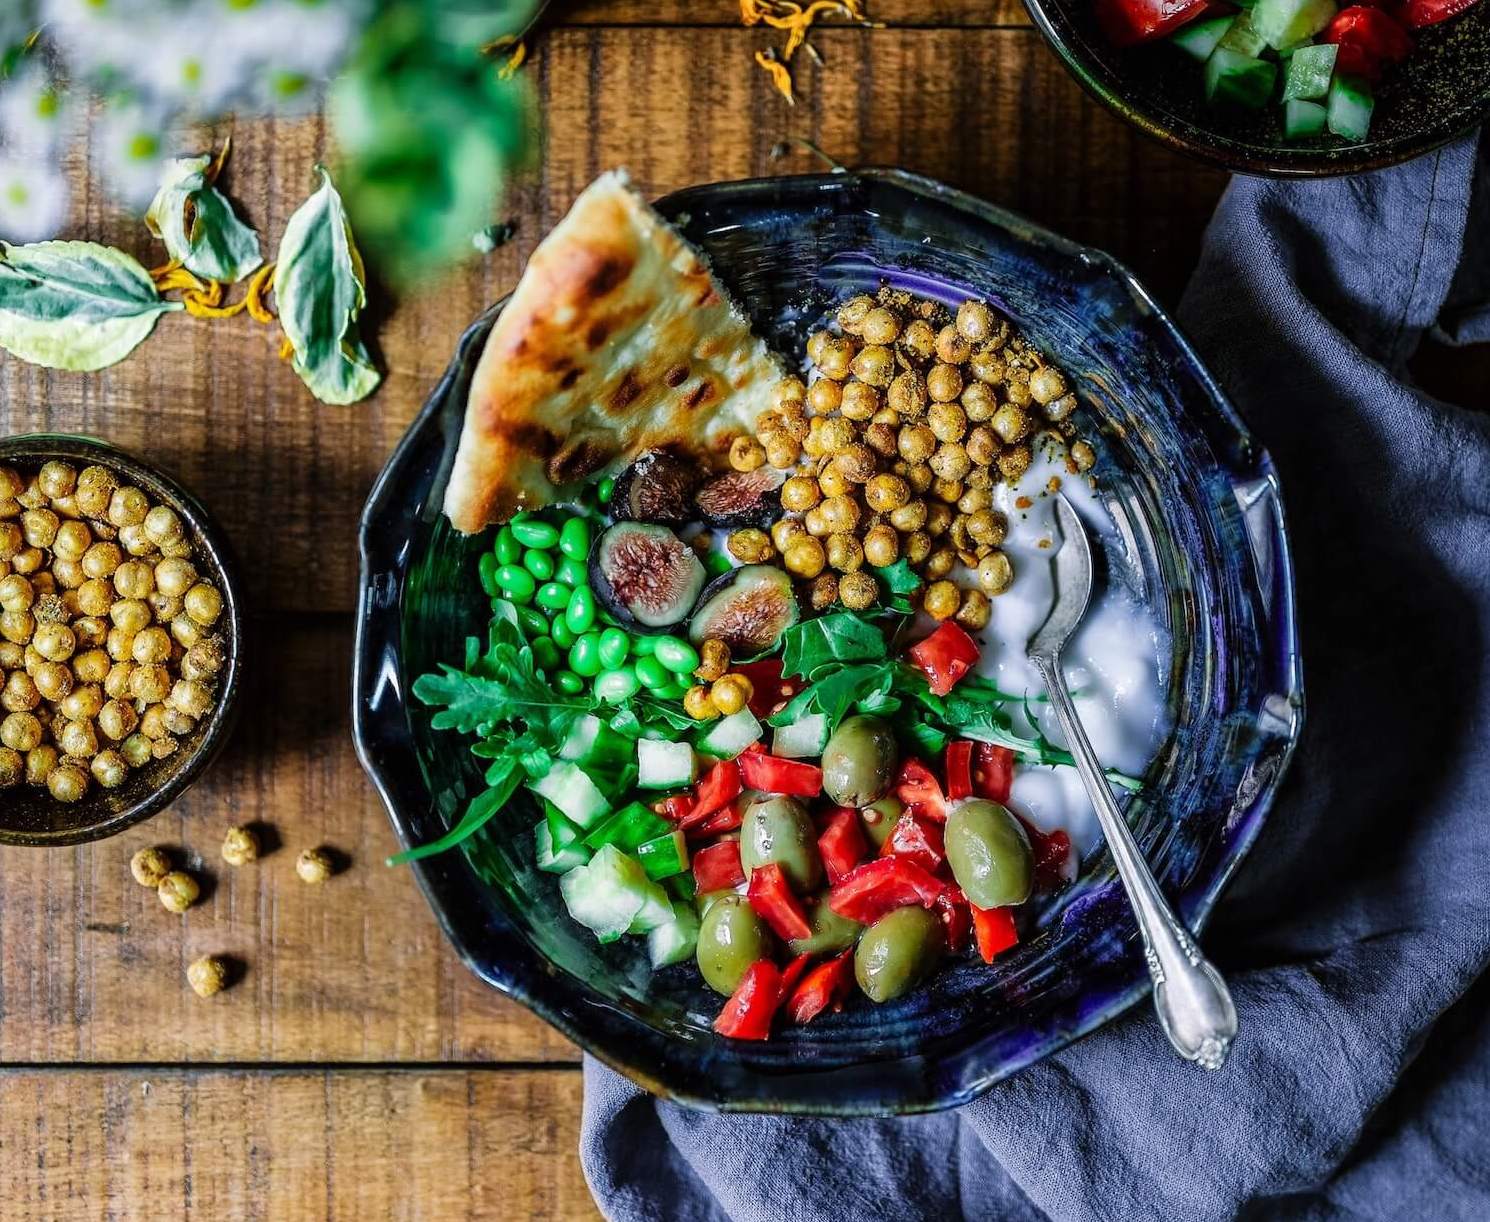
[724,289,1093,625]
[0,460,227,802]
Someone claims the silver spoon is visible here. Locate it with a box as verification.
[1026,495,1238,1070]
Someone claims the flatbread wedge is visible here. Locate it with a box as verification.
[443,171,786,533]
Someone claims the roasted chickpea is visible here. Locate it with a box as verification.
[33,661,73,702]
[73,578,112,619]
[809,572,840,612]
[801,417,826,459]
[1,711,43,752]
[709,674,752,717]
[81,541,124,580]
[961,381,999,425]
[976,551,1014,595]
[864,422,898,457]
[158,870,200,912]
[815,335,855,380]
[729,436,767,472]
[162,707,196,737]
[53,520,91,562]
[887,371,929,418]
[171,614,205,649]
[21,508,59,550]
[108,599,150,635]
[91,749,128,789]
[113,560,155,600]
[803,506,831,537]
[923,547,956,580]
[1070,440,1096,472]
[219,825,260,867]
[934,326,970,366]
[58,718,98,759]
[837,570,878,610]
[25,744,57,786]
[107,486,149,529]
[851,345,895,388]
[926,363,964,404]
[0,641,20,669]
[903,530,933,565]
[832,444,877,485]
[184,584,222,627]
[98,698,139,742]
[104,662,135,700]
[819,494,862,534]
[771,519,808,554]
[151,736,180,761]
[0,573,32,613]
[120,733,153,769]
[0,608,34,644]
[59,684,103,722]
[783,537,826,579]
[839,381,880,421]
[949,514,974,554]
[53,558,85,590]
[966,509,1007,548]
[888,499,928,533]
[898,318,936,365]
[775,402,810,442]
[925,503,954,537]
[1029,365,1068,405]
[764,435,801,470]
[928,401,967,444]
[863,473,911,513]
[694,638,731,684]
[296,848,335,885]
[826,533,865,574]
[0,467,22,499]
[684,684,720,721]
[188,955,230,998]
[143,504,184,545]
[969,346,1007,385]
[727,528,774,564]
[836,294,876,335]
[129,626,171,666]
[991,404,1033,446]
[817,417,855,454]
[957,487,992,516]
[896,424,936,465]
[863,524,900,567]
[106,628,136,663]
[956,300,994,344]
[929,443,972,483]
[780,476,821,514]
[808,377,843,414]
[997,445,1033,483]
[923,580,960,620]
[32,622,75,663]
[11,548,42,575]
[1045,393,1078,422]
[956,588,992,631]
[966,424,1002,467]
[0,745,21,788]
[129,664,172,704]
[1004,378,1033,410]
[0,522,20,562]
[2,670,39,712]
[74,466,115,517]
[118,523,157,557]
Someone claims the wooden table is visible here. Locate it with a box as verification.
[0,2,1227,1215]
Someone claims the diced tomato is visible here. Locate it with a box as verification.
[907,621,981,697]
[827,857,947,924]
[817,807,868,884]
[1322,6,1414,81]
[1095,0,1213,46]
[678,759,741,830]
[658,794,694,822]
[971,905,1019,963]
[894,758,949,822]
[733,658,801,719]
[1010,812,1074,890]
[1396,0,1479,27]
[945,741,973,800]
[713,959,782,1040]
[779,952,813,998]
[934,886,971,954]
[880,811,946,875]
[738,750,823,797]
[786,949,855,1024]
[692,840,745,893]
[687,800,744,837]
[971,743,1014,804]
[746,863,814,941]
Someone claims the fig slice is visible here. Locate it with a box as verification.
[693,467,785,529]
[687,565,799,655]
[610,449,702,525]
[590,522,706,630]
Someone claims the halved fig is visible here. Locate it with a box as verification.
[687,565,799,655]
[693,467,785,529]
[609,449,702,525]
[590,522,706,630]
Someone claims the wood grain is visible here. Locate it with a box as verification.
[564,0,1034,25]
[0,27,1225,617]
[0,1068,598,1221]
[0,617,571,1065]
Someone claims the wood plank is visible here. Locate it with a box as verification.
[563,0,1033,25]
[0,28,1223,618]
[0,1068,598,1221]
[0,616,572,1065]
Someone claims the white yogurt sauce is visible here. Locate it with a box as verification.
[969,439,1169,856]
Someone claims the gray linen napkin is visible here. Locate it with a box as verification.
[580,132,1490,1222]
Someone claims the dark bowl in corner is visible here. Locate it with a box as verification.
[1023,0,1490,176]
[0,434,243,847]
[353,169,1304,1115]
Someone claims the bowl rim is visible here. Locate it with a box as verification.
[353,167,1305,1114]
[0,433,245,847]
[1020,0,1490,178]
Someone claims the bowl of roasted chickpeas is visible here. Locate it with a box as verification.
[0,435,242,847]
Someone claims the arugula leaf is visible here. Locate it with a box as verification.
[780,611,888,679]
[145,154,263,283]
[274,166,382,405]
[872,558,923,595]
[0,240,181,371]
[385,757,524,866]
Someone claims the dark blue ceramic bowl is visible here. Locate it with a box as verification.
[353,169,1304,1115]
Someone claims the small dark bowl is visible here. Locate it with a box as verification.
[354,169,1304,1114]
[1024,0,1490,176]
[0,435,243,847]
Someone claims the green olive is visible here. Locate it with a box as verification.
[694,887,736,918]
[859,796,904,850]
[821,715,899,807]
[739,796,823,893]
[854,906,944,1003]
[787,896,862,956]
[944,798,1033,909]
[696,894,772,996]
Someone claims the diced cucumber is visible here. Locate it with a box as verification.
[637,739,698,789]
[771,713,829,759]
[558,844,669,943]
[535,816,590,874]
[583,800,672,853]
[1171,14,1236,62]
[696,708,763,759]
[646,901,700,968]
[1251,0,1336,50]
[1282,98,1328,138]
[559,714,632,772]
[666,871,697,902]
[1217,10,1268,57]
[637,829,689,880]
[1282,42,1337,101]
[530,762,609,829]
[1327,73,1373,141]
[1205,49,1278,110]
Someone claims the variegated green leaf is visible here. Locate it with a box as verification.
[144,154,263,284]
[0,240,181,371]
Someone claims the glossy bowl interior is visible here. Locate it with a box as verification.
[1024,0,1490,176]
[0,434,243,847]
[354,169,1303,1114]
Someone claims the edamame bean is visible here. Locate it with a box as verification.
[515,605,548,638]
[536,582,572,611]
[511,518,559,549]
[705,550,733,577]
[569,632,603,678]
[555,670,584,695]
[494,527,521,565]
[478,553,501,597]
[532,637,561,672]
[565,586,597,633]
[631,634,657,657]
[597,476,615,505]
[597,627,630,670]
[594,667,641,702]
[523,549,554,581]
[635,655,672,690]
[559,518,591,561]
[652,636,700,675]
[496,565,536,602]
[551,616,577,649]
[555,556,587,588]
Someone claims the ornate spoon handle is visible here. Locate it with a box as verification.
[1031,653,1238,1070]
